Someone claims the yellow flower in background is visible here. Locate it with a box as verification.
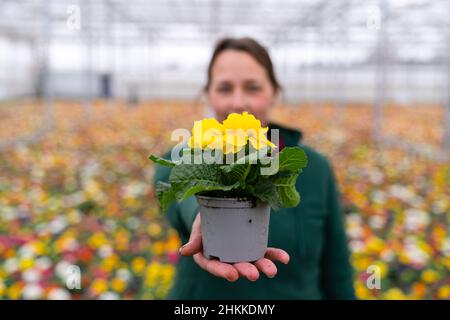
[88,232,108,249]
[111,277,126,293]
[145,262,161,287]
[188,118,224,150]
[131,257,146,274]
[166,234,182,252]
[91,279,108,295]
[19,258,34,271]
[148,223,162,238]
[437,285,450,299]
[160,264,175,283]
[354,281,372,300]
[151,241,166,256]
[32,241,46,255]
[101,254,120,272]
[383,288,408,300]
[7,283,22,299]
[421,269,439,284]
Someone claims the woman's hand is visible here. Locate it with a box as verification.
[179,213,290,282]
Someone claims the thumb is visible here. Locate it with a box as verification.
[179,213,202,256]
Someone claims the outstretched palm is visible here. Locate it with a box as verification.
[179,213,290,282]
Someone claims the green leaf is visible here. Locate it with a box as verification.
[247,178,282,211]
[155,181,176,213]
[169,164,239,201]
[220,163,251,185]
[148,154,177,167]
[275,147,308,173]
[272,171,301,208]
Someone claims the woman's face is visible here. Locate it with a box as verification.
[206,49,278,126]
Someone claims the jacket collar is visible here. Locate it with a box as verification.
[268,122,303,148]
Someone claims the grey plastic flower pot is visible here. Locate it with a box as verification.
[196,195,270,263]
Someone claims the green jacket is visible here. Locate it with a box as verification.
[153,123,356,299]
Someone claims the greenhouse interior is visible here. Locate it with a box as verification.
[0,0,449,300]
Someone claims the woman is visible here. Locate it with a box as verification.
[153,37,356,299]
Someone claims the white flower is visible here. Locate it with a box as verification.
[55,261,71,280]
[381,249,395,262]
[432,199,448,215]
[404,208,430,231]
[18,243,36,259]
[346,213,362,224]
[2,207,17,221]
[105,219,117,232]
[48,288,71,300]
[98,244,113,258]
[22,284,43,300]
[49,216,68,234]
[126,217,139,230]
[64,191,86,207]
[389,185,415,203]
[371,190,386,204]
[36,256,52,271]
[347,224,363,239]
[349,240,366,253]
[442,237,450,257]
[368,170,384,185]
[99,292,119,300]
[369,215,385,229]
[63,238,79,251]
[116,268,131,282]
[4,258,19,273]
[23,268,42,283]
[404,240,429,266]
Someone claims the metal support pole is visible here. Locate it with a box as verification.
[373,0,387,144]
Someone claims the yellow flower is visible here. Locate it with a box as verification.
[32,241,46,255]
[437,285,450,299]
[145,262,161,287]
[222,112,276,152]
[111,278,126,293]
[421,269,439,284]
[151,241,166,256]
[383,288,408,300]
[88,232,108,249]
[19,258,34,271]
[187,112,276,154]
[131,257,146,274]
[101,255,119,272]
[160,264,176,283]
[91,279,108,295]
[188,118,224,150]
[148,223,162,238]
[355,282,372,300]
[7,283,22,299]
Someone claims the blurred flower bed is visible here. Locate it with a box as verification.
[0,100,448,299]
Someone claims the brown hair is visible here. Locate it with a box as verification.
[204,37,281,92]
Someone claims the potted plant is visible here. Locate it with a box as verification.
[149,112,308,263]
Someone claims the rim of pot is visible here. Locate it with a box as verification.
[196,194,266,209]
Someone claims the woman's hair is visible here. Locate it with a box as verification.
[204,37,281,92]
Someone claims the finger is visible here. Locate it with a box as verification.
[233,262,260,282]
[265,248,290,264]
[254,258,277,278]
[179,213,202,256]
[193,252,239,282]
